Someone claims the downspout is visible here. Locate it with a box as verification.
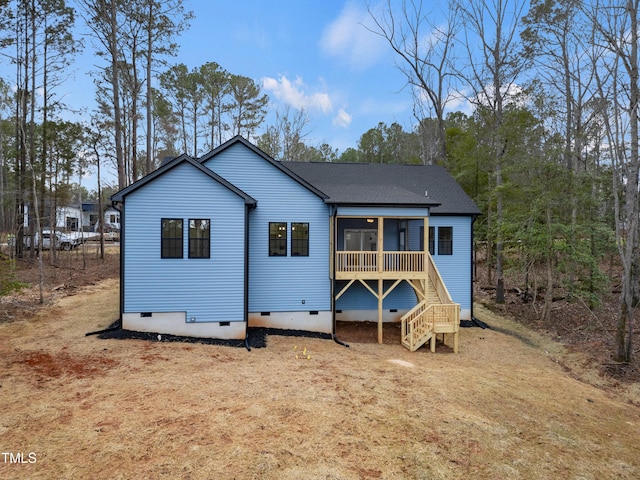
[244,203,253,351]
[471,214,477,322]
[331,206,349,348]
[113,200,124,329]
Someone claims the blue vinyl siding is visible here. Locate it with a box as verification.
[203,143,331,312]
[123,162,247,322]
[384,220,399,250]
[429,216,473,313]
[408,220,423,251]
[336,280,418,311]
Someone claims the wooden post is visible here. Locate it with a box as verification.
[377,217,383,273]
[378,277,383,344]
[329,214,335,279]
[378,217,384,344]
[424,217,429,304]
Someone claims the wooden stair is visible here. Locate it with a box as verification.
[401,301,460,353]
[401,300,433,351]
[401,254,460,353]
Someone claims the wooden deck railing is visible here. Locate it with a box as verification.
[335,251,425,273]
[335,251,377,272]
[383,252,425,272]
[401,301,431,351]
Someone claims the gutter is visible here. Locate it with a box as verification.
[112,201,125,326]
[471,214,477,322]
[244,202,255,351]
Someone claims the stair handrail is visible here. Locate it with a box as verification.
[426,253,454,304]
[401,300,428,350]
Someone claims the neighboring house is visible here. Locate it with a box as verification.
[111,136,480,352]
[81,203,121,232]
[56,205,83,230]
[21,202,120,232]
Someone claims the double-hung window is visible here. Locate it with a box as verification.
[189,219,210,258]
[438,227,453,255]
[269,222,287,256]
[161,218,183,258]
[291,223,309,256]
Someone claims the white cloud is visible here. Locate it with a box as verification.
[333,108,352,128]
[444,90,474,116]
[474,83,526,109]
[262,75,333,114]
[320,2,386,70]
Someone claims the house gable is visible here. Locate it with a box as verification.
[200,137,333,325]
[199,136,328,201]
[112,153,256,207]
[115,155,255,339]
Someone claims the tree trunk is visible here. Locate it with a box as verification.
[109,0,125,189]
[145,0,153,175]
[614,0,639,363]
[541,206,554,322]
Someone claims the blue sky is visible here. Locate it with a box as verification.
[173,0,413,152]
[65,1,411,154]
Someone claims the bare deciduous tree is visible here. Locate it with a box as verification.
[367,0,460,165]
[589,0,639,363]
[455,0,529,304]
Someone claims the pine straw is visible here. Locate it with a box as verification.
[0,280,639,479]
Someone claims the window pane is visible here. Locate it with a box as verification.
[291,223,309,256]
[161,219,183,258]
[189,219,210,258]
[438,227,453,255]
[269,222,287,256]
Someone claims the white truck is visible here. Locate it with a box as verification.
[10,230,81,251]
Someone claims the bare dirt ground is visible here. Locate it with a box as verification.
[0,248,639,479]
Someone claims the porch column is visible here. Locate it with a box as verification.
[377,216,384,273]
[378,278,383,344]
[329,214,335,279]
[424,216,429,303]
[378,217,384,343]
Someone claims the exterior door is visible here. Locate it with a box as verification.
[344,229,377,251]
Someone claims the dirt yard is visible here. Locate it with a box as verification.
[1,250,639,479]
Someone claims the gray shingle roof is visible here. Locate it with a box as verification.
[281,162,481,216]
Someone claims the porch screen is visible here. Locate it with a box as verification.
[345,230,377,251]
